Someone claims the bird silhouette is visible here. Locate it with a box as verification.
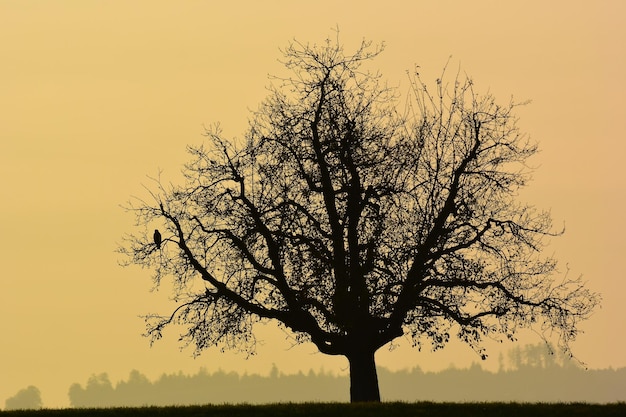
[153,229,162,249]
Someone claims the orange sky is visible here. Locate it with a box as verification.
[1,0,625,408]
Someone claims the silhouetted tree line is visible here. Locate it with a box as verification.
[379,364,626,403]
[66,347,626,408]
[68,366,349,407]
[6,344,622,409]
[379,344,625,403]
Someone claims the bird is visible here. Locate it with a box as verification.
[153,229,162,249]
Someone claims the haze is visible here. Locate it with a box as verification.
[1,1,624,408]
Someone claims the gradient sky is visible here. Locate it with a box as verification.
[1,0,624,408]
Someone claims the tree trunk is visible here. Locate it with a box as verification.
[347,348,381,402]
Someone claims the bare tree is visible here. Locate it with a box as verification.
[120,36,599,402]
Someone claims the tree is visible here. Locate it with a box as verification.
[120,36,599,402]
[4,386,43,410]
[68,373,115,408]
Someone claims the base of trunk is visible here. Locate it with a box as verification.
[348,349,380,402]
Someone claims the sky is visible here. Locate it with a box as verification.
[1,0,625,409]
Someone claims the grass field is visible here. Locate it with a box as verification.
[2,402,626,417]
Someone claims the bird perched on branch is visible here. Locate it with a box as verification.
[153,229,162,249]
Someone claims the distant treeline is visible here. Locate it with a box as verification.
[378,365,625,403]
[66,345,626,407]
[68,367,348,407]
[6,344,624,410]
[379,344,626,403]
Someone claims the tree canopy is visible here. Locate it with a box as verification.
[4,386,43,410]
[120,36,599,402]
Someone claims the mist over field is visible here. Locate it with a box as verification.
[5,345,625,410]
[65,365,626,407]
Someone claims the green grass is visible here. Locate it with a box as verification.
[1,402,625,417]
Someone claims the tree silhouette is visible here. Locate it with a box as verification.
[120,35,599,402]
[4,386,43,410]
